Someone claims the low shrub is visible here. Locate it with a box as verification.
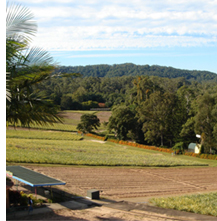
[20,193,28,206]
[184,152,217,160]
[173,142,184,154]
[106,137,173,153]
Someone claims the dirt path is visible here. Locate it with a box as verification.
[90,140,106,143]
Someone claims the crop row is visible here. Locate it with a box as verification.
[8,123,77,132]
[6,137,207,167]
[6,129,83,141]
[150,192,217,217]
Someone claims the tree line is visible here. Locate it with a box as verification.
[107,76,217,153]
[36,75,135,110]
[38,74,217,153]
[56,63,217,82]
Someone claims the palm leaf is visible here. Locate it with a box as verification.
[6,72,11,101]
[7,90,62,127]
[6,39,25,69]
[6,1,37,43]
[21,47,55,66]
[6,2,64,127]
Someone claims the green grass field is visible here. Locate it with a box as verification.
[150,192,217,217]
[6,129,208,167]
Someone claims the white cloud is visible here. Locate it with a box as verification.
[17,0,217,50]
[31,25,217,51]
[31,7,72,21]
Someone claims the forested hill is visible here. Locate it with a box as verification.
[57,63,217,82]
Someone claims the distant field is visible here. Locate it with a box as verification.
[6,129,208,167]
[150,192,217,217]
[8,110,111,132]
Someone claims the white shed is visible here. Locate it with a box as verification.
[188,143,201,154]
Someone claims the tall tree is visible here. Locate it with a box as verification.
[137,91,180,146]
[133,76,162,104]
[194,93,217,152]
[108,105,136,140]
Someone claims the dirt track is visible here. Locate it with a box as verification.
[27,166,217,199]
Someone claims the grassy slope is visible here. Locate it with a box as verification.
[7,111,217,167]
[6,129,210,167]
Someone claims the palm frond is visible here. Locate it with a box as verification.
[6,72,11,102]
[6,1,37,42]
[7,92,62,127]
[6,38,25,69]
[21,47,55,67]
[9,66,55,90]
[6,2,62,127]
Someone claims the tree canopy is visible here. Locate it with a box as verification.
[77,114,100,133]
[108,105,136,140]
[56,63,217,82]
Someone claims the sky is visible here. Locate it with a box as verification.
[8,0,217,73]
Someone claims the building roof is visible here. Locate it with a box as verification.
[188,143,196,149]
[6,166,66,187]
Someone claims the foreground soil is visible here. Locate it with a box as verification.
[11,166,217,220]
[27,166,217,199]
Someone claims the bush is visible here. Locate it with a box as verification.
[48,199,53,203]
[20,193,28,206]
[173,142,184,154]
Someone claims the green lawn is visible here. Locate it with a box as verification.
[150,192,217,217]
[6,129,208,167]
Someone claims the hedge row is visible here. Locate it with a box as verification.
[85,133,106,141]
[184,152,217,160]
[107,139,173,153]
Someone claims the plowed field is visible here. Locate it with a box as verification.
[26,166,217,199]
